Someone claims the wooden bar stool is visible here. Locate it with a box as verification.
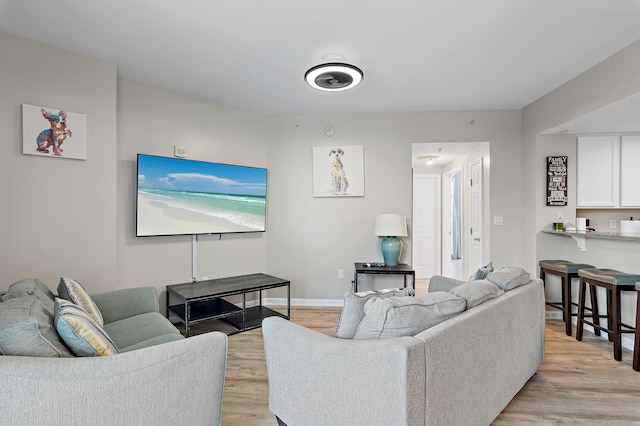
[576,268,640,362]
[634,281,640,372]
[539,260,594,336]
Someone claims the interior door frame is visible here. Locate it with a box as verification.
[469,158,484,275]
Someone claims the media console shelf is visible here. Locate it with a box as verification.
[166,273,290,336]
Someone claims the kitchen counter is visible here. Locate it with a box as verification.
[542,229,640,241]
[542,229,640,250]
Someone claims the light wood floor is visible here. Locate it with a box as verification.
[221,305,640,425]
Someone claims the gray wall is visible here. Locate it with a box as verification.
[521,39,640,274]
[5,30,639,313]
[522,40,640,348]
[0,32,117,291]
[0,31,524,303]
[116,79,269,297]
[266,112,521,301]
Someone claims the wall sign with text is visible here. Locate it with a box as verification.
[547,156,568,206]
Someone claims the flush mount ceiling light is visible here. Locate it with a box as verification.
[417,155,439,166]
[305,62,364,92]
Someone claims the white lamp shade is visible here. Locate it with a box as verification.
[374,214,408,237]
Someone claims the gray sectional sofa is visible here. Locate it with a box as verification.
[263,273,545,426]
[0,278,228,426]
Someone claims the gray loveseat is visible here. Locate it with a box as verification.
[263,274,545,426]
[0,278,228,426]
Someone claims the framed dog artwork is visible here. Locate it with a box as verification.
[312,145,364,197]
[22,104,87,160]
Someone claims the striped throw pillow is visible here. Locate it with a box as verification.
[54,298,119,357]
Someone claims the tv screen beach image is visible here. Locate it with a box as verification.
[136,154,267,236]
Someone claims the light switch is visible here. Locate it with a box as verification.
[494,216,504,226]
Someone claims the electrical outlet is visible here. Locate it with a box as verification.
[493,216,504,226]
[337,269,344,279]
[556,211,564,222]
[610,220,617,229]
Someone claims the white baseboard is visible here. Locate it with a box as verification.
[263,298,343,307]
[546,310,635,351]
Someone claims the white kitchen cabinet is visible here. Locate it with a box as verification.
[620,135,640,207]
[576,135,619,207]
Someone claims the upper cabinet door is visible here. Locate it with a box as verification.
[577,136,620,207]
[620,135,640,207]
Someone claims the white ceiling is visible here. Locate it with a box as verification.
[2,0,640,117]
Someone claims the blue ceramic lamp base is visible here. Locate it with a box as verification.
[380,236,402,266]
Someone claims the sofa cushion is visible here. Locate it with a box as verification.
[118,333,185,353]
[0,295,73,357]
[469,261,494,280]
[57,277,104,325]
[486,267,531,291]
[54,298,119,357]
[353,292,466,340]
[103,311,182,349]
[450,279,504,309]
[336,287,415,339]
[2,278,56,313]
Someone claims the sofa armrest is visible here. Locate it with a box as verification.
[428,275,465,293]
[262,317,426,426]
[0,332,228,426]
[91,287,159,324]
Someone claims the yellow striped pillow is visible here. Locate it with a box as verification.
[57,277,104,325]
[54,298,119,357]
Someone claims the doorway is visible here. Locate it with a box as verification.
[442,168,463,279]
[411,142,489,280]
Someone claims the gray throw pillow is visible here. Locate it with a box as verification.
[3,278,56,314]
[336,287,415,339]
[486,266,531,291]
[352,292,466,340]
[450,279,504,309]
[0,295,73,357]
[469,261,494,280]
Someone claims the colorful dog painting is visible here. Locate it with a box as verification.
[36,108,72,156]
[312,145,363,197]
[329,147,349,194]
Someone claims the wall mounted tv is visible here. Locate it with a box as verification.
[136,154,267,237]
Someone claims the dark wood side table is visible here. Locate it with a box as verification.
[353,263,416,292]
[166,273,290,336]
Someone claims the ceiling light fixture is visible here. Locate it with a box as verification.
[417,155,439,166]
[305,62,364,92]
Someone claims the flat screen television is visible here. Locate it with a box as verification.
[136,154,267,236]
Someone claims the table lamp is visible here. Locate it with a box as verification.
[374,214,408,266]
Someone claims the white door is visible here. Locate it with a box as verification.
[469,159,483,273]
[412,174,441,278]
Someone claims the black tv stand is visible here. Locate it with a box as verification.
[166,273,290,336]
